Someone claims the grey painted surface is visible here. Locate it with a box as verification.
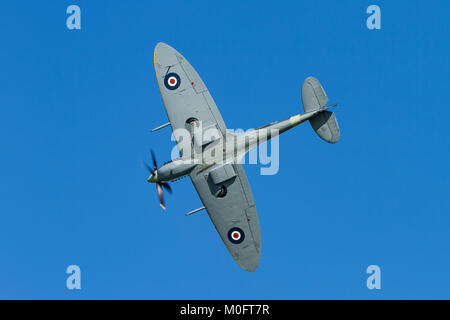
[301,76,340,143]
[154,42,227,138]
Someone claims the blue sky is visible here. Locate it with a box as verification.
[1,1,449,299]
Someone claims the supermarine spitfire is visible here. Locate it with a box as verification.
[145,43,340,271]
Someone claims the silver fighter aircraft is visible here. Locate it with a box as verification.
[145,42,340,272]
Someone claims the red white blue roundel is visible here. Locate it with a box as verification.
[164,72,181,90]
[228,227,245,244]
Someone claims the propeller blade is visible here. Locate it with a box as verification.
[146,149,171,210]
[150,149,158,171]
[161,182,172,194]
[156,183,165,210]
[142,161,154,174]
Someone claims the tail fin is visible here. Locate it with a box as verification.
[301,77,340,143]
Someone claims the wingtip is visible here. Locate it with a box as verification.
[154,41,165,49]
[154,42,173,52]
[243,265,259,272]
[228,250,260,272]
[154,42,180,67]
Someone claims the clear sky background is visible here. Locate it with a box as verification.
[1,1,449,299]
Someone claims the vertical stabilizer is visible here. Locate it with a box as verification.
[301,77,340,143]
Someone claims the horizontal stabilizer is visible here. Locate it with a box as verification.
[301,77,340,143]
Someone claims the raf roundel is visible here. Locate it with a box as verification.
[164,72,181,90]
[227,227,245,244]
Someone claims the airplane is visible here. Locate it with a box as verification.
[145,42,340,272]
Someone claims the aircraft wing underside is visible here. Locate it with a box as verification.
[153,43,261,271]
[189,163,261,272]
[153,43,227,143]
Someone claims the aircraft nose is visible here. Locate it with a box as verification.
[147,171,158,183]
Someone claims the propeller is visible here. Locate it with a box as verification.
[144,149,172,210]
